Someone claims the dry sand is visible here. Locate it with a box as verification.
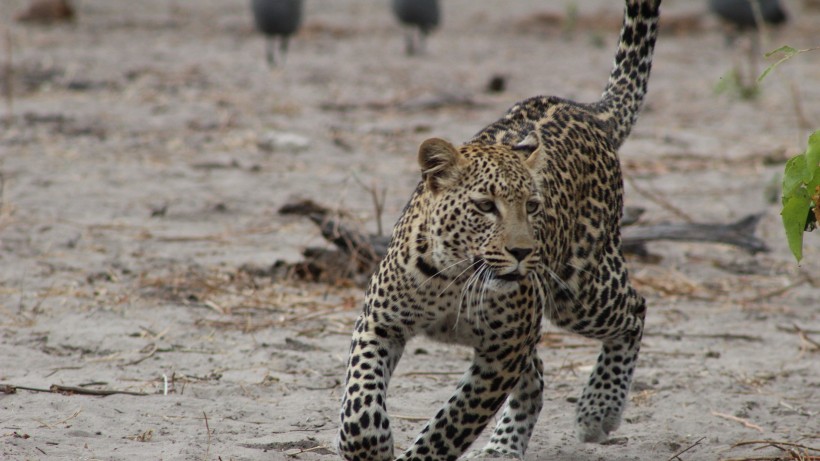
[1,0,818,460]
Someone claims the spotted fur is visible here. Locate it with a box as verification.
[337,1,660,460]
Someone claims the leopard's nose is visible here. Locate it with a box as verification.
[506,247,533,261]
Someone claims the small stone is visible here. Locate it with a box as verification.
[257,131,310,153]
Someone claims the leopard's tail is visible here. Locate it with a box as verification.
[596,0,661,150]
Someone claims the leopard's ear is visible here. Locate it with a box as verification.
[522,131,547,172]
[418,138,463,194]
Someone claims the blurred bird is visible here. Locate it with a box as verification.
[15,0,74,23]
[251,0,303,66]
[708,0,788,86]
[391,0,440,56]
[709,0,787,34]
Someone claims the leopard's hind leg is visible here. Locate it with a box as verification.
[574,289,645,442]
[572,285,646,442]
[550,253,647,443]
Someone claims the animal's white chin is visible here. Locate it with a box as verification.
[484,278,521,293]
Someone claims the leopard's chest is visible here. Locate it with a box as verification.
[381,271,541,350]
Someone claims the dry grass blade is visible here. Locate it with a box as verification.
[721,439,820,461]
[400,371,463,377]
[392,414,429,421]
[3,30,12,120]
[732,440,820,453]
[203,411,212,460]
[793,325,820,353]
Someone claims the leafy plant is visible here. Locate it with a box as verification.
[758,45,820,263]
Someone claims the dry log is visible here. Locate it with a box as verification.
[622,213,768,255]
[277,200,768,282]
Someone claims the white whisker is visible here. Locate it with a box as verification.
[451,260,484,330]
[566,262,602,282]
[528,273,542,326]
[438,259,482,298]
[416,257,473,290]
[466,264,487,322]
[478,267,497,333]
[536,263,575,301]
[534,271,558,320]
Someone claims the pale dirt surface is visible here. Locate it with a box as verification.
[0,1,818,460]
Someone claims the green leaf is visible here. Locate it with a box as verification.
[759,45,798,82]
[806,130,820,183]
[782,154,808,200]
[764,45,798,59]
[781,191,812,262]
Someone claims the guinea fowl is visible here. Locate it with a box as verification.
[708,0,787,86]
[708,0,787,33]
[391,0,440,56]
[251,0,303,66]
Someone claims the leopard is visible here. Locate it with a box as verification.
[337,1,660,460]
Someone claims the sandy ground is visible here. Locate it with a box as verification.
[1,0,819,460]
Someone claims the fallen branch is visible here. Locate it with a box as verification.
[621,213,769,254]
[0,383,150,396]
[277,199,769,284]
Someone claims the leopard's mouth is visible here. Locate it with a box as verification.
[495,271,525,282]
[474,257,526,283]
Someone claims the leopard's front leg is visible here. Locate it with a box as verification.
[337,313,406,461]
[466,348,544,459]
[397,347,532,461]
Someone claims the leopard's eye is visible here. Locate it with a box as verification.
[526,199,540,214]
[473,199,497,214]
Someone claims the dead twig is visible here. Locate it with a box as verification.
[711,411,764,433]
[3,29,13,121]
[647,332,763,342]
[35,408,82,429]
[125,343,159,366]
[284,445,334,456]
[354,176,387,237]
[624,173,693,223]
[740,276,809,304]
[0,169,5,214]
[126,429,154,442]
[667,436,706,461]
[777,325,820,335]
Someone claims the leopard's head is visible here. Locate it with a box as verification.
[417,135,547,291]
